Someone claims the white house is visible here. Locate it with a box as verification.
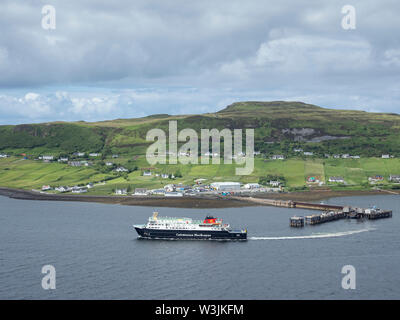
[161,173,169,179]
[55,186,68,193]
[42,155,54,161]
[164,184,175,192]
[72,188,88,193]
[58,157,69,162]
[105,162,113,166]
[329,176,345,183]
[74,152,85,157]
[134,188,148,195]
[389,175,400,183]
[89,153,100,157]
[0,154,10,158]
[143,171,152,176]
[271,155,285,160]
[382,154,390,159]
[303,152,314,156]
[151,189,166,195]
[41,185,51,191]
[115,167,128,172]
[115,188,127,195]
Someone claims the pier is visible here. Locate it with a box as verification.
[231,196,393,227]
[290,216,304,227]
[291,207,392,227]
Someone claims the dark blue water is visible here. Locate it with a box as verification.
[0,194,399,299]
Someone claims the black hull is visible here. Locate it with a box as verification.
[134,227,247,241]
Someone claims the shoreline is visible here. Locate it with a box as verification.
[0,187,397,209]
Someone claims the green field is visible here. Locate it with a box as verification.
[1,156,400,194]
[1,101,400,194]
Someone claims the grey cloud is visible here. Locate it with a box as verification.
[0,0,399,122]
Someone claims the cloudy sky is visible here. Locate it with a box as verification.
[0,0,399,124]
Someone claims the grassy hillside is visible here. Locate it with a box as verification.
[1,101,400,193]
[1,155,400,193]
[1,101,399,157]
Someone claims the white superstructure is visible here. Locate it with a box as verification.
[137,212,231,231]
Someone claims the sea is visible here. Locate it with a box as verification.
[0,194,399,299]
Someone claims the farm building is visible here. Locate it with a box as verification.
[210,182,241,191]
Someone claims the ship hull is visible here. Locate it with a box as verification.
[134,227,247,241]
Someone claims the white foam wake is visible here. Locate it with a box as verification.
[249,228,374,240]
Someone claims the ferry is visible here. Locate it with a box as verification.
[133,212,247,240]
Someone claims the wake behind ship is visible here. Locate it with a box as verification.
[134,212,247,240]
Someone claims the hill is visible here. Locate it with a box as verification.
[1,101,399,158]
[1,101,400,194]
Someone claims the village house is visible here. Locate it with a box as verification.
[303,152,313,156]
[161,173,169,179]
[68,161,82,167]
[389,175,400,183]
[143,171,152,176]
[72,188,88,193]
[164,184,175,192]
[329,176,345,183]
[73,152,85,157]
[150,188,166,195]
[333,154,341,158]
[307,176,319,183]
[368,175,384,183]
[134,188,148,195]
[382,154,390,159]
[115,188,128,195]
[253,151,261,155]
[115,167,128,173]
[293,148,303,153]
[0,154,10,158]
[341,154,350,159]
[58,157,69,162]
[89,153,100,157]
[41,185,51,191]
[105,162,113,166]
[112,154,119,158]
[55,186,69,193]
[271,155,285,160]
[87,183,94,189]
[42,155,54,161]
